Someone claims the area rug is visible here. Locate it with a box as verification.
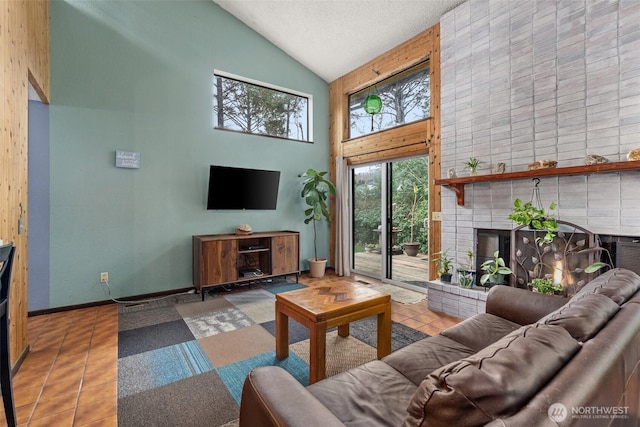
[369,283,427,305]
[117,279,429,427]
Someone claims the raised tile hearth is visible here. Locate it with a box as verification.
[427,281,488,319]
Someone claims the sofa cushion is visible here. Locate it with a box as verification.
[308,360,417,427]
[403,324,581,427]
[578,268,640,305]
[439,313,522,352]
[539,292,620,342]
[382,335,476,385]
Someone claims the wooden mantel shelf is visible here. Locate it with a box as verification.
[435,160,640,206]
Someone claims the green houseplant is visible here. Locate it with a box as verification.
[529,277,563,295]
[457,249,476,288]
[480,251,513,287]
[463,157,481,176]
[300,169,336,278]
[508,198,558,245]
[434,249,453,283]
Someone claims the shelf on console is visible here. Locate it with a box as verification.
[435,160,640,206]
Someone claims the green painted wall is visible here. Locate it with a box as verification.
[49,0,330,307]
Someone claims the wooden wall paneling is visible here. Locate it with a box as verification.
[328,23,441,278]
[0,0,49,368]
[342,120,431,159]
[427,25,441,280]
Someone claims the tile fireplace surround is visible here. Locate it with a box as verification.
[439,0,640,270]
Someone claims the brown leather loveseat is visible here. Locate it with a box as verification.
[239,268,640,426]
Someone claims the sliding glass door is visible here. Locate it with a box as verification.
[351,156,429,286]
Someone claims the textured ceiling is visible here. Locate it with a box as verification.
[213,0,465,82]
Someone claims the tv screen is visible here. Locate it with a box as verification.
[207,165,280,210]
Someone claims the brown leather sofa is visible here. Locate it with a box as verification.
[239,268,640,426]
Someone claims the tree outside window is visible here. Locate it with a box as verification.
[213,71,311,142]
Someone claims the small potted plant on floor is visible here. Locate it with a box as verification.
[480,250,513,287]
[300,168,336,278]
[434,249,453,283]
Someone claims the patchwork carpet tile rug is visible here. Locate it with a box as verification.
[117,279,428,426]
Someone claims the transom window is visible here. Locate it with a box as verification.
[213,70,312,142]
[348,61,430,139]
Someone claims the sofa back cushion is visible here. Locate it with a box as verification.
[539,293,619,342]
[403,324,580,427]
[578,268,640,305]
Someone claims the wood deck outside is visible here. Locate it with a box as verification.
[353,252,429,284]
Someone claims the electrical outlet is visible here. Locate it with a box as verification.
[100,272,109,283]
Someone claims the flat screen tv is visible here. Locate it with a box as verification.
[207,165,280,210]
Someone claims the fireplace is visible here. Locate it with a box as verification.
[475,229,640,292]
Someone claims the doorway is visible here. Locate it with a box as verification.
[351,156,429,287]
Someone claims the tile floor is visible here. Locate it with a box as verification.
[2,273,459,426]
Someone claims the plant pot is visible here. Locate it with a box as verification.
[403,242,420,257]
[457,269,476,288]
[308,258,327,278]
[483,273,506,288]
[440,273,452,283]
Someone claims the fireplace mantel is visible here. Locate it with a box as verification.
[436,160,640,206]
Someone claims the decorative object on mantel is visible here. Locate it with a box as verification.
[628,147,640,161]
[463,157,481,176]
[585,154,609,165]
[491,162,506,174]
[447,167,457,178]
[527,159,557,170]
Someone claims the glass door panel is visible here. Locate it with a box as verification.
[352,164,383,277]
[351,156,429,286]
[388,157,430,285]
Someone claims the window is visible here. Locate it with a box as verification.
[349,61,430,139]
[213,70,312,142]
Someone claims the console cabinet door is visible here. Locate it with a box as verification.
[271,234,299,275]
[201,239,237,284]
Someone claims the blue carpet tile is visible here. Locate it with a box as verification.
[217,350,310,404]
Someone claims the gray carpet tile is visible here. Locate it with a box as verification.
[259,317,321,344]
[175,296,235,318]
[118,304,184,332]
[184,307,255,339]
[118,371,238,427]
[350,317,429,352]
[223,288,275,306]
[118,319,196,358]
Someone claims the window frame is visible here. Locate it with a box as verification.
[213,69,314,143]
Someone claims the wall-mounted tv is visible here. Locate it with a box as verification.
[207,165,280,210]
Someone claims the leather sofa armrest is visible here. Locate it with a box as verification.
[485,286,569,325]
[239,366,345,427]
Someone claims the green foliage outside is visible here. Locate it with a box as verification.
[353,158,429,254]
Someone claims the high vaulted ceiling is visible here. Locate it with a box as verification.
[213,0,465,83]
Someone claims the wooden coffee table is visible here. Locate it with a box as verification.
[275,282,392,384]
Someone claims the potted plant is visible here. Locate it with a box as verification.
[480,250,513,287]
[508,198,558,245]
[457,249,476,288]
[400,183,426,257]
[529,277,563,295]
[300,169,336,278]
[433,249,453,283]
[463,157,481,176]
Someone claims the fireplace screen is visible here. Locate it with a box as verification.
[509,220,599,296]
